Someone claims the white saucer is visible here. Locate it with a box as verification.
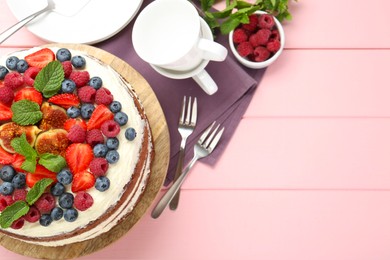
[6,0,143,44]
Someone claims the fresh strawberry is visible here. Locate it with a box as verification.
[14,87,43,105]
[71,170,95,192]
[25,48,55,68]
[26,165,57,188]
[87,104,114,130]
[48,93,80,109]
[0,102,12,121]
[0,146,14,164]
[11,154,26,172]
[65,143,93,174]
[64,118,87,132]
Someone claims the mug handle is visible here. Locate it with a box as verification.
[198,38,228,62]
[192,69,218,95]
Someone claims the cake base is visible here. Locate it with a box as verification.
[0,44,170,259]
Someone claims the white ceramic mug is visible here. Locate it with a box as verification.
[132,0,227,95]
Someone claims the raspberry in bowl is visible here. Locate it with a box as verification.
[229,10,285,69]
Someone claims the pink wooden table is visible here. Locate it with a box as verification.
[2,0,390,259]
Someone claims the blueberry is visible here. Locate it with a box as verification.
[50,207,64,221]
[71,55,86,69]
[59,192,74,209]
[88,76,103,90]
[95,176,110,192]
[16,59,28,73]
[106,137,119,150]
[81,103,95,119]
[109,101,122,113]
[0,165,16,182]
[125,127,137,141]
[6,56,19,70]
[56,48,72,62]
[61,79,77,93]
[93,144,108,157]
[39,214,53,226]
[0,182,14,195]
[11,173,26,189]
[64,208,78,222]
[106,150,119,164]
[0,65,9,80]
[50,182,65,196]
[114,112,128,126]
[67,106,81,118]
[57,169,73,185]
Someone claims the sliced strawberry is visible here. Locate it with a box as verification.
[71,170,95,192]
[25,48,55,69]
[0,146,14,164]
[64,118,87,132]
[48,93,80,109]
[11,154,26,173]
[26,165,57,188]
[14,87,43,105]
[65,143,93,174]
[0,102,12,121]
[87,104,114,130]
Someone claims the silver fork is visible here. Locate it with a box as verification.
[169,96,197,210]
[152,121,224,219]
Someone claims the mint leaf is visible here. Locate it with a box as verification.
[11,133,38,172]
[11,100,42,126]
[0,201,29,228]
[21,159,37,173]
[34,61,64,98]
[39,153,66,173]
[26,178,54,205]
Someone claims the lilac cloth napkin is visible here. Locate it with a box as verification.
[95,0,266,186]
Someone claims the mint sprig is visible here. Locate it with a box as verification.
[26,178,54,205]
[11,133,38,173]
[11,100,42,126]
[39,153,67,173]
[34,60,64,98]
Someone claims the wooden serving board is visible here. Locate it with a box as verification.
[0,44,170,259]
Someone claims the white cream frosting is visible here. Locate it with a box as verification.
[0,47,153,246]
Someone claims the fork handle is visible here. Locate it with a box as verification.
[151,155,199,219]
[169,144,186,210]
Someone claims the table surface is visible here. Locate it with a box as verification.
[1,0,390,259]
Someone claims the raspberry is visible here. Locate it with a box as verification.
[255,29,272,46]
[249,33,263,48]
[62,61,73,78]
[23,67,41,87]
[258,14,275,29]
[270,29,280,41]
[0,87,14,105]
[267,39,281,53]
[74,191,94,211]
[34,193,56,213]
[95,87,113,105]
[77,85,96,103]
[101,120,120,137]
[13,189,27,201]
[233,28,248,44]
[253,46,271,62]
[69,71,90,87]
[67,124,87,143]
[89,157,109,177]
[11,218,25,229]
[242,14,258,32]
[24,205,41,223]
[86,129,104,146]
[4,72,24,89]
[236,41,253,57]
[0,194,14,211]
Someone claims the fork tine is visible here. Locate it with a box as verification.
[179,96,186,125]
[191,97,197,126]
[208,127,224,152]
[185,96,191,125]
[203,124,220,148]
[199,121,215,144]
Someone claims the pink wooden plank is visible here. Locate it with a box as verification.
[183,118,390,190]
[246,49,390,117]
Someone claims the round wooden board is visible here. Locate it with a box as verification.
[0,44,170,259]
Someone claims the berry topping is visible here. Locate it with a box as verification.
[11,173,26,189]
[4,72,24,89]
[258,14,275,29]
[106,150,119,164]
[48,93,80,109]
[95,176,110,192]
[101,120,120,137]
[14,87,43,105]
[25,48,55,68]
[106,137,119,150]
[0,103,12,121]
[50,182,66,196]
[93,144,108,158]
[233,28,248,44]
[23,66,41,87]
[16,59,29,73]
[80,103,95,119]
[0,182,14,195]
[87,104,114,130]
[0,87,14,105]
[77,85,96,103]
[11,218,25,229]
[57,169,73,185]
[0,165,16,182]
[24,206,41,223]
[114,111,128,126]
[59,192,74,209]
[74,191,94,211]
[66,143,94,174]
[89,158,109,177]
[67,106,81,118]
[39,214,52,226]
[0,65,9,80]
[71,171,95,193]
[13,189,27,201]
[69,71,90,87]
[125,127,137,141]
[86,129,104,146]
[35,193,56,213]
[67,124,87,143]
[64,208,78,222]
[88,76,103,90]
[50,207,64,221]
[71,55,86,69]
[64,118,87,132]
[0,146,14,165]
[0,194,14,211]
[6,56,19,70]
[95,87,113,105]
[109,101,122,113]
[25,165,56,188]
[61,61,73,78]
[56,48,72,62]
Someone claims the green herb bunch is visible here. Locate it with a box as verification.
[195,0,296,35]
